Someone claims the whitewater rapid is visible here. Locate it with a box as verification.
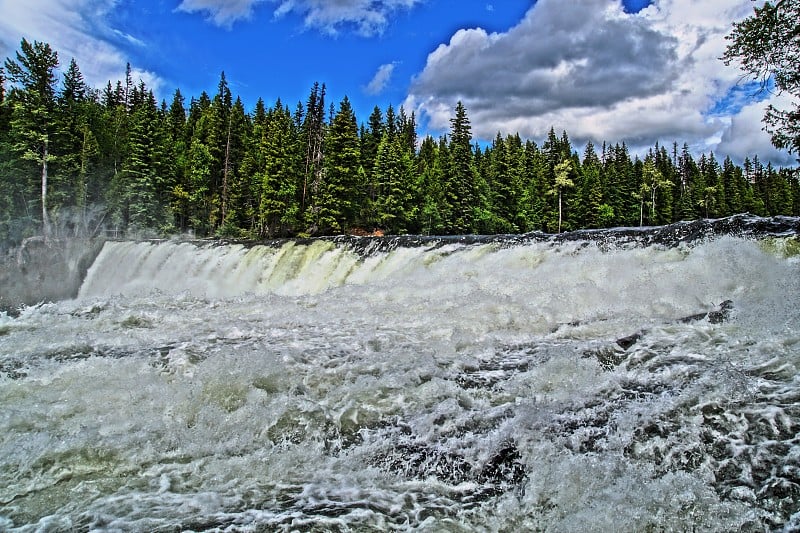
[1,219,799,531]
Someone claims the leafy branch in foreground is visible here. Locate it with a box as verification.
[723,0,800,156]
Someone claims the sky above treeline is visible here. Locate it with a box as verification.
[0,0,794,166]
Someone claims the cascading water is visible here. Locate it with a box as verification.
[1,215,799,531]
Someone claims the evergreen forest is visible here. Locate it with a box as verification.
[1,39,799,248]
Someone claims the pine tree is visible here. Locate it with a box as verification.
[119,90,156,232]
[415,135,447,235]
[581,142,612,228]
[166,89,189,231]
[55,57,96,233]
[447,101,476,233]
[318,96,362,233]
[4,39,59,240]
[257,101,300,237]
[301,82,326,226]
[217,96,249,235]
[374,133,415,233]
[208,72,233,231]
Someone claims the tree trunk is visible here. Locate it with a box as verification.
[640,198,644,227]
[558,189,563,233]
[41,136,51,241]
[221,116,232,226]
[651,185,658,224]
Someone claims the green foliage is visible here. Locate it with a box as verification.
[256,101,300,237]
[0,39,797,247]
[447,101,477,234]
[550,159,574,233]
[4,39,59,239]
[318,96,361,233]
[374,133,415,233]
[723,0,800,157]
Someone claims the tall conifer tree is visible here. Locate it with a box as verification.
[4,39,59,239]
[447,101,476,234]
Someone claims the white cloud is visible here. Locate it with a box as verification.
[0,0,165,95]
[271,0,422,36]
[716,93,797,166]
[404,0,794,165]
[175,0,422,35]
[364,62,396,95]
[176,0,264,28]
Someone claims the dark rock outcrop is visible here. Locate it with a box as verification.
[0,238,105,314]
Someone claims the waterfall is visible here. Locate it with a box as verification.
[2,216,799,532]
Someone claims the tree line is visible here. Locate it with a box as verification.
[1,39,798,248]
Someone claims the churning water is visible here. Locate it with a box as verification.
[1,216,799,531]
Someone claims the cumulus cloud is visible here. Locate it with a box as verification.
[176,0,422,35]
[0,0,164,94]
[404,0,792,164]
[716,93,797,166]
[364,62,396,95]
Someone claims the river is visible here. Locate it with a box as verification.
[1,216,799,531]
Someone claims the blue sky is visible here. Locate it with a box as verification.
[94,0,536,123]
[0,0,793,165]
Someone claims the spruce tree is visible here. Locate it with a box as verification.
[120,90,162,233]
[166,90,189,231]
[319,96,362,233]
[0,66,14,244]
[209,72,233,231]
[301,82,326,225]
[447,101,476,234]
[54,57,97,233]
[374,133,414,234]
[416,135,447,235]
[4,39,59,240]
[397,106,417,157]
[217,96,248,235]
[361,105,384,177]
[581,142,611,228]
[258,101,300,237]
[519,139,547,232]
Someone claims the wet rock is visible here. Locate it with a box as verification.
[612,300,735,352]
[0,238,105,311]
[679,299,734,325]
[214,215,800,258]
[374,438,527,500]
[615,332,643,351]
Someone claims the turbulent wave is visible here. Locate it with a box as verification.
[1,215,799,531]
